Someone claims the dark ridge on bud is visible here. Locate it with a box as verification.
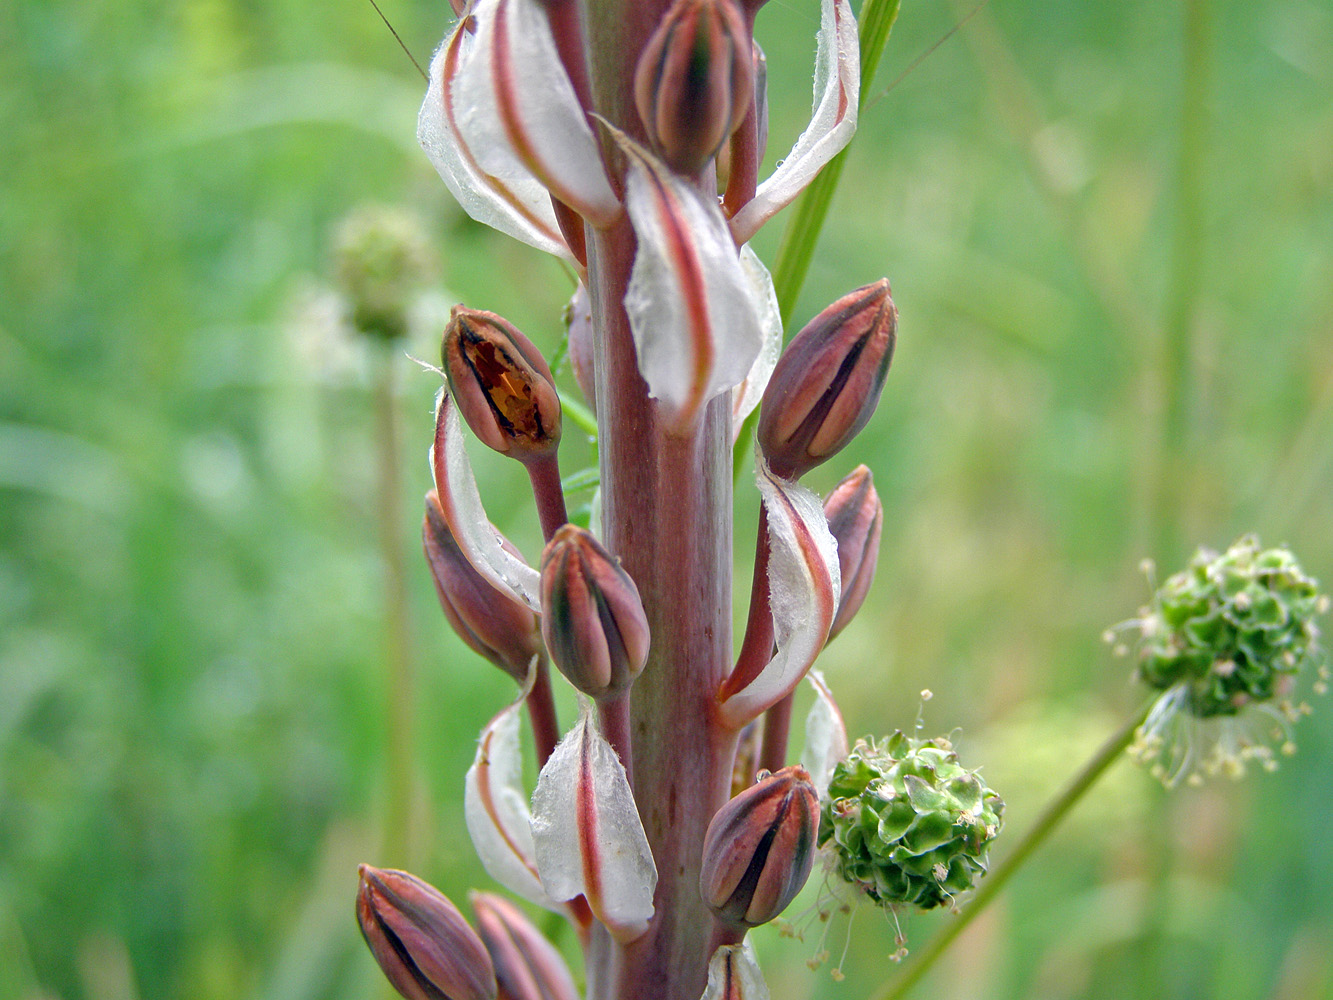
[356,865,497,1000]
[443,306,562,460]
[635,0,753,175]
[757,279,897,480]
[423,492,541,682]
[470,892,580,1000]
[699,765,819,927]
[824,465,883,642]
[539,525,650,699]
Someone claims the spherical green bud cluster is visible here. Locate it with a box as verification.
[818,731,1003,911]
[334,204,435,342]
[1125,536,1327,719]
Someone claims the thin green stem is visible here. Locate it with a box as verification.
[734,0,901,480]
[872,698,1154,1000]
[1152,0,1212,565]
[373,349,417,868]
[562,393,600,441]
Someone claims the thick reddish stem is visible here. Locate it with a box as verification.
[586,215,739,1000]
[582,4,740,995]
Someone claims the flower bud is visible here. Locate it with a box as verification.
[700,765,819,927]
[751,40,768,168]
[539,525,650,699]
[823,465,883,642]
[635,0,753,175]
[443,306,562,460]
[563,284,596,415]
[334,204,434,341]
[356,865,497,1000]
[470,892,579,1000]
[423,491,541,682]
[757,279,897,480]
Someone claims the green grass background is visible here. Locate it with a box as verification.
[2,0,1331,998]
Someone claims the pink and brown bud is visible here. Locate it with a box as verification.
[699,765,819,928]
[635,0,754,175]
[539,525,650,699]
[443,305,562,461]
[563,284,596,415]
[470,893,580,1000]
[356,865,497,1000]
[424,491,541,682]
[823,465,883,641]
[757,279,896,480]
[751,40,768,167]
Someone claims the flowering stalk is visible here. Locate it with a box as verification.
[344,5,1333,1000]
[362,2,911,999]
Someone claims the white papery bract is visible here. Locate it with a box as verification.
[463,677,565,913]
[418,19,571,259]
[729,0,860,244]
[800,670,849,798]
[701,941,770,1000]
[430,391,542,612]
[530,701,658,942]
[616,129,762,434]
[719,463,841,728]
[730,245,782,440]
[455,0,620,227]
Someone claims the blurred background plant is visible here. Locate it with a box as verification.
[2,1,1331,999]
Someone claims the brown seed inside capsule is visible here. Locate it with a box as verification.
[460,330,546,445]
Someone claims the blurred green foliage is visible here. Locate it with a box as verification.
[1,1,1331,999]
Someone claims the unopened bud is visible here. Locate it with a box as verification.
[699,765,819,927]
[751,41,768,167]
[635,0,753,175]
[823,465,883,641]
[564,284,596,415]
[539,525,650,699]
[757,280,897,479]
[423,492,541,682]
[334,204,434,342]
[356,865,497,1000]
[443,306,562,460]
[470,892,580,1000]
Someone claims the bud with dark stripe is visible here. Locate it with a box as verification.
[823,465,883,642]
[699,765,819,928]
[539,525,650,700]
[470,892,580,1000]
[356,865,497,1000]
[757,280,897,480]
[443,306,562,461]
[423,491,541,682]
[635,0,753,175]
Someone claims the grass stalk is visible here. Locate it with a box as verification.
[374,350,418,868]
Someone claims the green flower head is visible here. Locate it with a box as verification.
[818,732,1003,911]
[1111,536,1329,786]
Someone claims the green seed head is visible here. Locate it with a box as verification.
[334,204,435,342]
[1127,536,1326,718]
[818,732,1003,911]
